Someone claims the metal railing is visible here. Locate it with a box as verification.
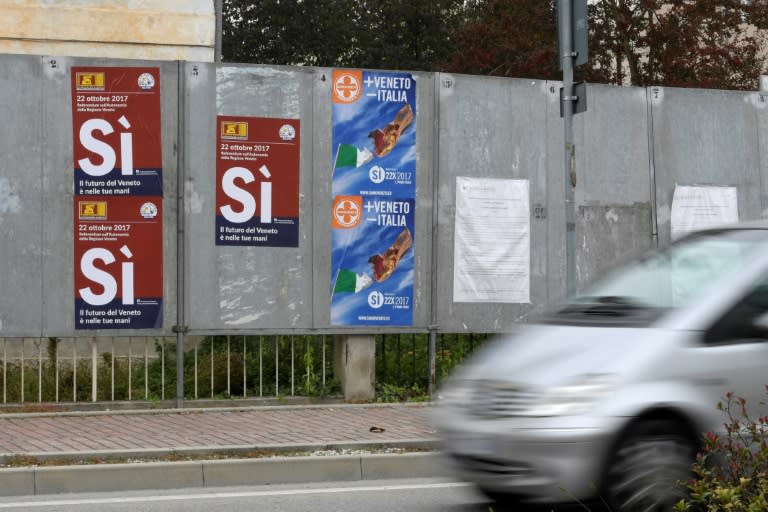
[0,333,489,406]
[375,332,490,393]
[0,335,335,405]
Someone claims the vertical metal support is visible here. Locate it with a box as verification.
[259,336,263,398]
[71,339,75,403]
[306,338,311,393]
[243,335,247,398]
[275,337,279,397]
[210,337,214,399]
[646,87,659,249]
[226,335,231,397]
[111,337,115,401]
[428,329,437,396]
[322,335,326,387]
[194,341,198,399]
[396,334,401,382]
[175,61,187,408]
[38,340,42,403]
[562,0,577,297]
[175,329,185,405]
[91,337,97,402]
[54,339,58,403]
[3,338,7,404]
[428,73,442,398]
[214,0,223,63]
[291,336,295,397]
[161,339,166,401]
[20,338,25,404]
[381,335,387,382]
[145,338,149,400]
[127,337,132,401]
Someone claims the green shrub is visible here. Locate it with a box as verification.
[375,333,490,392]
[676,389,768,512]
[375,382,429,403]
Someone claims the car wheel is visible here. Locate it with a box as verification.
[604,419,696,512]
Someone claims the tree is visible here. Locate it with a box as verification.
[222,0,360,67]
[353,0,471,71]
[222,0,470,71]
[588,0,765,90]
[441,0,561,80]
[442,0,768,91]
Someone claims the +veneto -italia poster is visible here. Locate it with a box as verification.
[330,70,416,326]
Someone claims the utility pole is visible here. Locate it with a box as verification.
[215,0,223,63]
[557,0,587,297]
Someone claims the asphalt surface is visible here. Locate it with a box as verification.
[0,403,445,497]
[0,479,485,512]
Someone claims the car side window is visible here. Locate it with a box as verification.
[703,278,768,345]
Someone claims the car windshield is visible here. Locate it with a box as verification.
[568,228,768,312]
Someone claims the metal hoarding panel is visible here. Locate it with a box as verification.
[436,75,549,333]
[0,55,44,336]
[185,64,314,331]
[574,83,653,288]
[40,56,178,336]
[650,87,762,247]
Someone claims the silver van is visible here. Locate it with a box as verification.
[433,222,768,510]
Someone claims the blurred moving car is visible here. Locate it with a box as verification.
[434,222,768,510]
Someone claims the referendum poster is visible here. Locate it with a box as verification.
[453,177,531,303]
[72,67,163,329]
[670,185,738,240]
[72,67,162,196]
[215,116,300,247]
[330,70,416,326]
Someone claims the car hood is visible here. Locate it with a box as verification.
[460,323,677,388]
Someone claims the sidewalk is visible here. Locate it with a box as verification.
[0,403,446,496]
[0,402,436,460]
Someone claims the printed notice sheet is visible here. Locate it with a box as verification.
[670,185,738,240]
[453,177,530,303]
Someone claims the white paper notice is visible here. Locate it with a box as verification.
[670,185,738,240]
[453,177,530,303]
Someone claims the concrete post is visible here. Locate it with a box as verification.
[333,335,376,402]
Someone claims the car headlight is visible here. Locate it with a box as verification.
[436,379,473,407]
[523,374,614,417]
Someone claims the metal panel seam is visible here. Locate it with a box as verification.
[756,94,766,215]
[309,70,316,329]
[646,87,659,248]
[175,60,186,405]
[38,56,47,338]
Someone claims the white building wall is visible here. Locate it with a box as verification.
[0,0,215,61]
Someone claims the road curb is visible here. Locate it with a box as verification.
[0,401,431,420]
[0,439,441,465]
[0,451,449,497]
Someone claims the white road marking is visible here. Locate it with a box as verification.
[0,482,473,508]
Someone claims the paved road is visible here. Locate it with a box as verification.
[0,478,607,512]
[0,479,486,512]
